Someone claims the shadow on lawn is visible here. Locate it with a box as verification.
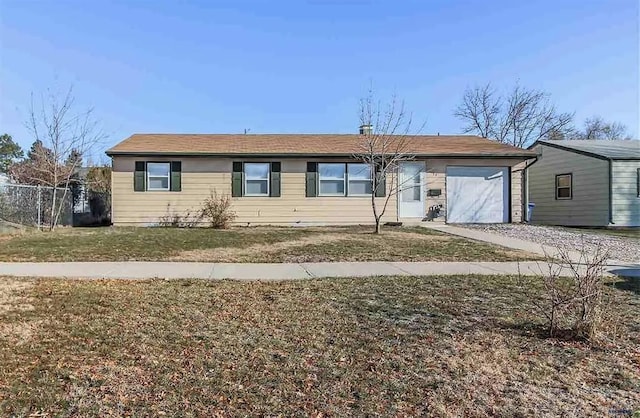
[496,320,598,344]
[610,276,640,296]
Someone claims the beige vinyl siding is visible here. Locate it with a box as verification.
[423,158,526,223]
[112,157,397,226]
[528,144,609,226]
[112,156,529,226]
[611,160,640,227]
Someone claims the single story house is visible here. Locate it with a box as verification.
[105,130,537,226]
[527,140,640,227]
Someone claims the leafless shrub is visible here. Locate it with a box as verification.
[157,192,236,229]
[199,191,236,229]
[158,204,201,228]
[520,241,610,342]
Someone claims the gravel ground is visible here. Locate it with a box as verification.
[464,224,640,263]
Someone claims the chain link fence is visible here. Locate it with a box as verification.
[0,183,73,228]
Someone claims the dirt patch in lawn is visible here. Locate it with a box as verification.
[172,229,459,262]
[172,232,352,261]
[0,278,34,314]
[0,232,21,243]
[0,278,37,344]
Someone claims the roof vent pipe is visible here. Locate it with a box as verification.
[359,124,373,135]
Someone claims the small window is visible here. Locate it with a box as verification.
[319,163,346,196]
[556,173,572,200]
[147,162,170,191]
[347,163,372,195]
[244,163,269,196]
[637,168,640,197]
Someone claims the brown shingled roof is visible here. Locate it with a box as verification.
[106,134,537,158]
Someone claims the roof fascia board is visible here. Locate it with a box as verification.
[531,140,610,161]
[106,151,536,159]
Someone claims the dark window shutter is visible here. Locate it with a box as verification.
[306,162,317,197]
[134,161,146,192]
[170,161,182,191]
[232,162,243,197]
[375,164,386,197]
[270,162,281,197]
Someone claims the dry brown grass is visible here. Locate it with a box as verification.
[0,225,539,262]
[0,278,34,314]
[172,228,454,262]
[173,231,351,261]
[1,275,638,417]
[0,278,35,345]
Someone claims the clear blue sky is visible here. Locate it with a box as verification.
[1,0,638,155]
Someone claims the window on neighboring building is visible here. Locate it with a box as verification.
[347,163,373,195]
[555,173,572,200]
[637,168,640,197]
[244,162,270,196]
[147,162,171,191]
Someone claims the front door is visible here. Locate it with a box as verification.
[399,161,425,218]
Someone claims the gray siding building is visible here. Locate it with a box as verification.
[527,140,640,227]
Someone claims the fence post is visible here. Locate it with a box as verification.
[36,185,42,229]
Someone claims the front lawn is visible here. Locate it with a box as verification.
[1,275,638,416]
[0,226,536,262]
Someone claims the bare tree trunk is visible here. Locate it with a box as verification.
[54,187,71,229]
[50,186,57,230]
[50,164,58,230]
[371,191,380,234]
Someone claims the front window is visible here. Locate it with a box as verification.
[347,163,372,195]
[244,163,269,196]
[319,163,346,195]
[147,162,170,191]
[556,173,572,200]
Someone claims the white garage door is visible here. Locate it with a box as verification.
[446,166,509,223]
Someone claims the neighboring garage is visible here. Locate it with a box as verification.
[446,166,510,223]
[527,140,640,227]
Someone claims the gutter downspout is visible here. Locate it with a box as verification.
[520,156,539,223]
[608,159,614,226]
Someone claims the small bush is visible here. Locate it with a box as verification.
[158,204,201,228]
[520,240,610,343]
[199,191,236,229]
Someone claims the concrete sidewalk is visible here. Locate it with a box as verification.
[1,260,638,280]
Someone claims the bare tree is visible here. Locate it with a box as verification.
[353,89,424,234]
[454,84,501,139]
[455,83,573,147]
[578,116,630,140]
[22,86,106,229]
